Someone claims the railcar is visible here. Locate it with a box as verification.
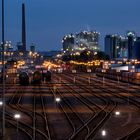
[19,72,29,86]
[32,71,42,84]
[95,68,140,85]
[44,71,52,82]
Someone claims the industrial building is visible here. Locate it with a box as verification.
[62,31,100,52]
[105,31,139,60]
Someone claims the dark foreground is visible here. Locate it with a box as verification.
[0,73,140,140]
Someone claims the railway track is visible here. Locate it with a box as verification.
[54,87,91,139]
[85,73,140,139]
[53,73,117,139]
[120,127,140,140]
[4,85,52,140]
[1,73,140,139]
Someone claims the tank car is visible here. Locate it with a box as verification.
[19,72,29,86]
[44,71,52,82]
[32,71,42,84]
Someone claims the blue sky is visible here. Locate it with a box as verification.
[0,0,140,51]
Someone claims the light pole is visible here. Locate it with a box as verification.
[55,97,61,103]
[87,69,91,85]
[55,97,61,112]
[101,130,107,137]
[14,114,21,140]
[128,73,130,104]
[1,0,5,137]
[102,69,106,86]
[115,111,120,116]
[0,100,3,135]
[33,96,36,140]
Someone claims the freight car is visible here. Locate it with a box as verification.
[19,72,29,86]
[32,71,42,84]
[95,68,140,85]
[43,71,52,82]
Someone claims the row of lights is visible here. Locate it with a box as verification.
[43,61,61,70]
[70,60,103,66]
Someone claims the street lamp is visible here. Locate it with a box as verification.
[115,111,120,116]
[0,100,3,133]
[0,100,3,136]
[101,130,107,136]
[14,113,21,140]
[55,97,61,103]
[1,0,5,137]
[0,101,3,106]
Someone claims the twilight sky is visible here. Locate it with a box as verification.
[0,0,140,51]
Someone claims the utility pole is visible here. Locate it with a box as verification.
[1,0,5,137]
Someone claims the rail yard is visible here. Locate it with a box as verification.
[0,72,140,140]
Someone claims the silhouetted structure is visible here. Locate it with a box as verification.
[30,44,36,53]
[62,34,75,51]
[133,38,140,60]
[127,31,136,59]
[105,35,121,59]
[22,3,26,53]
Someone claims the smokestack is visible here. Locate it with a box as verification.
[22,3,26,52]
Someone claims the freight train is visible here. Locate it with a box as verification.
[95,68,140,85]
[18,70,52,85]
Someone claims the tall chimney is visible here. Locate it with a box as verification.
[22,3,26,52]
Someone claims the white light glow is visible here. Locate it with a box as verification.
[115,111,120,116]
[14,114,21,119]
[101,130,106,136]
[0,101,3,106]
[55,97,61,102]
